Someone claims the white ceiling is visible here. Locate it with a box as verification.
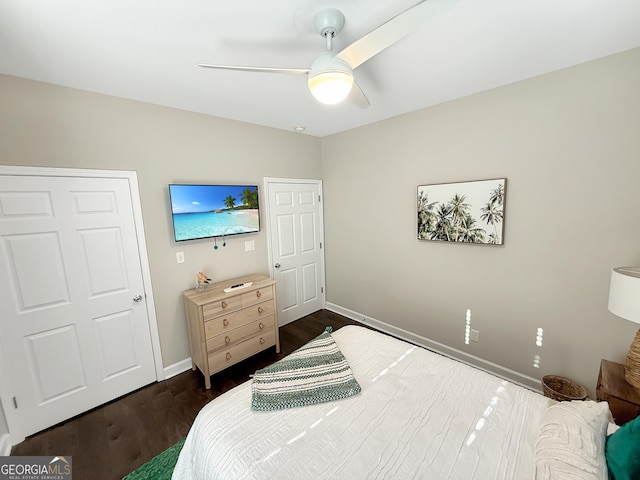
[2,0,640,137]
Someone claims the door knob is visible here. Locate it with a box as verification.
[133,294,143,303]
[274,263,281,269]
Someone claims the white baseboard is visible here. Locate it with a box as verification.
[163,358,193,380]
[0,433,10,456]
[326,302,542,393]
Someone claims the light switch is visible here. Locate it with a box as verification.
[245,240,255,252]
[176,252,185,264]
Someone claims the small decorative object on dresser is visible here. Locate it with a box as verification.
[596,359,640,425]
[195,271,211,291]
[183,274,280,389]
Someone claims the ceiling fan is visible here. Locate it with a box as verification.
[199,0,458,107]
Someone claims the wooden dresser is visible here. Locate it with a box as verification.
[183,273,280,389]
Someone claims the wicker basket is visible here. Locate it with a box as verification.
[542,375,587,401]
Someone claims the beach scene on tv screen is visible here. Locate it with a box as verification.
[170,185,259,241]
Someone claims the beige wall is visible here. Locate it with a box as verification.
[0,75,321,372]
[321,47,640,396]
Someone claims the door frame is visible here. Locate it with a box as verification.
[0,165,163,445]
[263,177,327,324]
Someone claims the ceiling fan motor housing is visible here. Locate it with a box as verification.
[309,51,352,76]
[314,8,345,38]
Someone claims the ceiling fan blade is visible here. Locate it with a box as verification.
[335,0,459,69]
[198,64,309,75]
[349,81,370,109]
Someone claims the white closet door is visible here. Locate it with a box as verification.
[0,174,156,439]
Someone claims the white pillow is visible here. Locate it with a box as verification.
[533,400,610,480]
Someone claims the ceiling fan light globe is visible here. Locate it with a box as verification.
[308,71,353,104]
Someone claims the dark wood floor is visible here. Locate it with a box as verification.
[10,309,363,480]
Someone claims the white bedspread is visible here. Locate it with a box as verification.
[172,325,552,480]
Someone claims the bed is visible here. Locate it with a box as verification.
[172,325,625,480]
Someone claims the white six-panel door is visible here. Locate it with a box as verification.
[265,179,325,326]
[0,173,157,440]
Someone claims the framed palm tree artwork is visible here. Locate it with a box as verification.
[417,178,506,245]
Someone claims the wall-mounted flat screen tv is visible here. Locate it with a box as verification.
[169,184,260,242]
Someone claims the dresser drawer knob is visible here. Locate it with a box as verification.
[226,352,232,360]
[260,337,265,345]
[221,301,228,309]
[256,290,262,298]
[259,322,264,329]
[225,336,230,344]
[223,318,229,327]
[258,306,264,314]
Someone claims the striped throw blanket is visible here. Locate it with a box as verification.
[251,327,361,411]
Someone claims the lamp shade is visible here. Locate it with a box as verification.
[307,51,353,105]
[308,71,353,104]
[608,267,640,324]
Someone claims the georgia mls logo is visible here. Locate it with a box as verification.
[0,455,72,480]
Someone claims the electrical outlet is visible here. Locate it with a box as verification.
[245,240,255,252]
[176,252,185,264]
[470,329,480,342]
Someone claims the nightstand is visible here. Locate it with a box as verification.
[596,359,640,425]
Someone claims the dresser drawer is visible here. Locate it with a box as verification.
[242,286,273,307]
[204,300,275,338]
[206,316,275,354]
[202,296,243,320]
[208,330,276,375]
